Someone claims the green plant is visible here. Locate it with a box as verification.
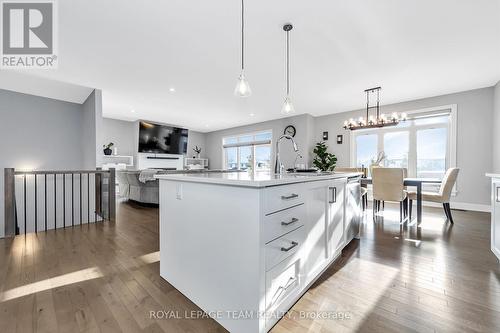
[103,142,114,149]
[312,142,337,171]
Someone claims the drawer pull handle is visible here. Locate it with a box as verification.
[329,187,337,203]
[281,217,299,226]
[281,193,299,200]
[271,277,297,305]
[497,187,500,203]
[281,241,298,252]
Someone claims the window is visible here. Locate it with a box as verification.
[383,131,409,168]
[416,127,447,178]
[351,106,456,183]
[355,134,378,168]
[223,131,272,171]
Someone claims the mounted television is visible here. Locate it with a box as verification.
[138,121,188,154]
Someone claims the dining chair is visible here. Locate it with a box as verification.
[335,167,368,210]
[372,167,408,222]
[377,167,408,211]
[408,168,460,223]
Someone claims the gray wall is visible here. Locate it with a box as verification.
[102,118,207,168]
[82,90,103,169]
[0,89,90,238]
[493,81,500,172]
[102,118,136,157]
[205,114,315,170]
[314,87,494,206]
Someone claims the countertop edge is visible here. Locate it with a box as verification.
[155,172,361,188]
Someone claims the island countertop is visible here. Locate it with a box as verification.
[155,170,361,187]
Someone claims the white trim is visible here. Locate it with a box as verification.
[222,139,272,149]
[423,201,491,213]
[365,191,488,212]
[221,130,273,171]
[350,104,457,192]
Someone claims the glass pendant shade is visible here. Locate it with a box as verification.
[234,71,252,97]
[281,96,295,114]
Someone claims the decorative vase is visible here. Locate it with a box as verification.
[104,148,112,155]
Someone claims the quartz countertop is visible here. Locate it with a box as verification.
[155,170,361,188]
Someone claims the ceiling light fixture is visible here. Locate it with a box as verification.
[343,87,407,130]
[169,87,176,92]
[281,24,295,114]
[234,0,251,97]
[130,109,136,113]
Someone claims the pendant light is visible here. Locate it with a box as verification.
[234,0,251,97]
[281,24,295,114]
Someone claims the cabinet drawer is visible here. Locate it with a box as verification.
[265,257,301,317]
[263,203,305,243]
[264,184,304,214]
[265,225,305,271]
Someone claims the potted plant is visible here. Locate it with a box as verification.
[312,142,337,172]
[193,145,202,159]
[103,142,114,155]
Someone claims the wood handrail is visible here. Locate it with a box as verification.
[14,170,111,175]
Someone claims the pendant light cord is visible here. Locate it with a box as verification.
[286,29,290,96]
[241,0,244,71]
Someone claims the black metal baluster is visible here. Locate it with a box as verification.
[94,174,97,223]
[71,173,74,226]
[99,173,102,221]
[24,174,26,235]
[44,174,47,232]
[80,173,82,225]
[54,174,56,229]
[63,173,66,228]
[108,172,111,221]
[87,173,90,224]
[34,174,37,233]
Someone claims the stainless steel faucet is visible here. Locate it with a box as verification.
[274,134,299,175]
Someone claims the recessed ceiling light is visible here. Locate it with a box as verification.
[169,87,176,92]
[205,124,210,128]
[249,113,255,117]
[131,109,136,113]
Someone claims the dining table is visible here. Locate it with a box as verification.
[360,177,442,223]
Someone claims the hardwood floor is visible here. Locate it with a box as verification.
[0,200,499,332]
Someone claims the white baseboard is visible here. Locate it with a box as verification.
[492,246,500,261]
[424,201,491,213]
[367,194,491,212]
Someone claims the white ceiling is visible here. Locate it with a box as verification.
[4,0,500,132]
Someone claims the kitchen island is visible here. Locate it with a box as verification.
[155,171,362,333]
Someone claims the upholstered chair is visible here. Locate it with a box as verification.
[335,167,368,210]
[408,168,459,223]
[372,167,408,222]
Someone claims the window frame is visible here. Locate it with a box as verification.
[350,104,457,192]
[222,130,273,171]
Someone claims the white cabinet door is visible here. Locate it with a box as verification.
[492,181,500,260]
[303,180,329,284]
[327,179,345,259]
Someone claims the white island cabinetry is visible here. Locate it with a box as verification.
[157,172,359,333]
[486,174,500,261]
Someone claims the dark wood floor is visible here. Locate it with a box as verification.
[0,200,499,332]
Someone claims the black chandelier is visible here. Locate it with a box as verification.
[344,87,406,130]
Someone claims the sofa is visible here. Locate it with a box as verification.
[117,171,159,204]
[117,169,243,205]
